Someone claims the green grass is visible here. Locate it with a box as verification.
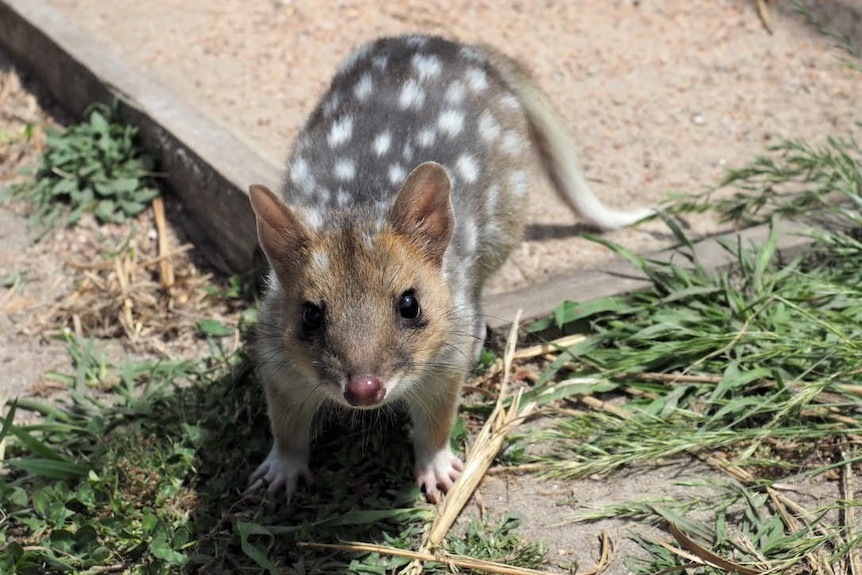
[516,133,862,572]
[7,103,159,239]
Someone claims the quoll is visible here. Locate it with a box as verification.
[247,34,651,503]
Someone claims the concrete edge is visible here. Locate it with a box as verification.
[0,0,819,328]
[483,219,815,329]
[0,0,280,272]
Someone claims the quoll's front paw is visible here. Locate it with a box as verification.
[245,447,312,503]
[415,446,464,504]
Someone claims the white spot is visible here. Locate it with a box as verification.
[389,163,407,186]
[304,208,323,230]
[290,157,315,191]
[500,93,521,111]
[328,115,354,147]
[334,158,356,181]
[336,188,350,207]
[445,80,466,105]
[478,110,500,142]
[372,55,388,71]
[438,109,465,138]
[312,249,330,271]
[456,154,481,184]
[502,131,524,155]
[373,130,392,157]
[399,79,426,110]
[353,73,374,101]
[465,67,489,93]
[403,143,415,161]
[338,44,372,74]
[322,92,341,117]
[416,127,437,148]
[412,53,442,81]
[317,187,331,204]
[510,169,529,197]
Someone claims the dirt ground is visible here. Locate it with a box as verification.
[41,0,862,294]
[2,0,861,572]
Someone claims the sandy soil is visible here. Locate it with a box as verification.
[0,53,70,409]
[42,0,862,294]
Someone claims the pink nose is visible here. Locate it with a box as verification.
[344,375,386,407]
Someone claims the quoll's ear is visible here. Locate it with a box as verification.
[248,184,311,275]
[388,162,455,267]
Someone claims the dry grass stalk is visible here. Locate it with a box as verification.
[299,541,548,575]
[45,217,222,351]
[473,333,586,387]
[394,310,551,574]
[590,531,614,575]
[756,0,775,34]
[573,393,630,420]
[427,311,530,541]
[152,196,175,289]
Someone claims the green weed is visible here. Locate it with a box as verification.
[11,103,159,239]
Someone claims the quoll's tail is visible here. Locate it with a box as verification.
[485,47,653,231]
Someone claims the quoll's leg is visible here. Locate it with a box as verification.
[246,386,322,504]
[409,370,464,503]
[472,318,488,364]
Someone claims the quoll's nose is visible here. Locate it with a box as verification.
[345,375,386,407]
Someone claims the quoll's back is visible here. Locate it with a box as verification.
[284,34,532,294]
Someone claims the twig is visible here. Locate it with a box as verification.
[299,541,547,575]
[756,0,774,34]
[664,518,762,574]
[473,333,586,387]
[152,196,174,289]
[576,394,631,420]
[626,372,722,385]
[66,243,194,271]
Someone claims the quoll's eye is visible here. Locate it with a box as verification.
[398,290,421,320]
[301,302,324,333]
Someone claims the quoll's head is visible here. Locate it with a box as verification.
[249,162,456,409]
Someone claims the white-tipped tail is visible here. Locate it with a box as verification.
[486,47,653,231]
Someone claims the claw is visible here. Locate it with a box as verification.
[415,446,464,504]
[245,448,312,503]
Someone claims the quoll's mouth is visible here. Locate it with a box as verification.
[344,375,387,407]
